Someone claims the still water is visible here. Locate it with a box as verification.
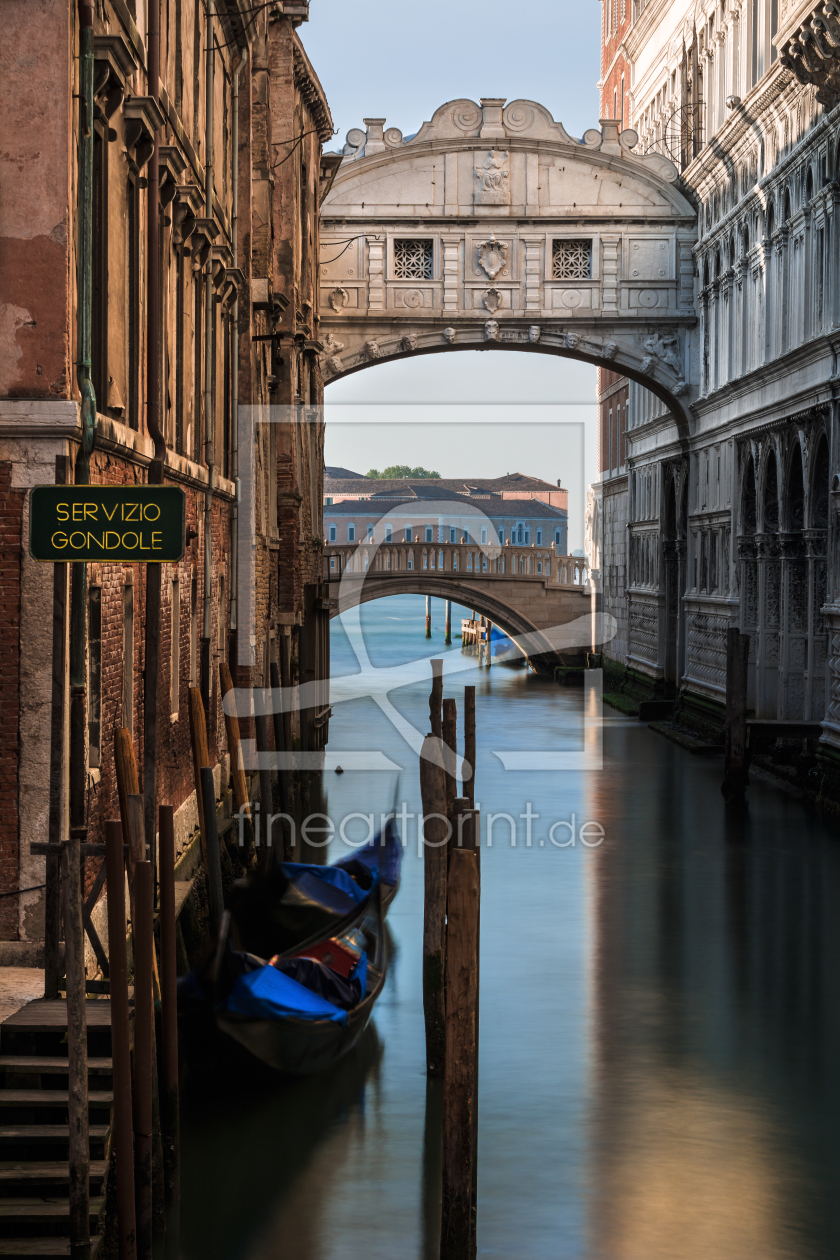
[182,594,840,1260]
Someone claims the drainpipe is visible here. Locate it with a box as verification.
[69,0,97,855]
[201,0,216,716]
[229,48,247,647]
[143,0,165,881]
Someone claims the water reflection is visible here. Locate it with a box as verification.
[180,595,840,1259]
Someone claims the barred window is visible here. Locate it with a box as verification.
[394,239,433,279]
[552,239,592,280]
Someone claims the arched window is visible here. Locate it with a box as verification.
[766,202,775,239]
[806,165,814,203]
[783,186,792,222]
[811,434,830,529]
[763,451,779,531]
[786,444,805,532]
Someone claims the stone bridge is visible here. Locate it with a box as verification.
[324,541,611,669]
[318,98,699,426]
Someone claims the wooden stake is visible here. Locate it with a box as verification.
[105,820,137,1260]
[158,806,180,1255]
[464,686,475,809]
[219,662,255,864]
[425,594,432,638]
[187,687,211,877]
[200,767,225,935]
[430,658,443,740]
[722,627,750,802]
[445,599,452,645]
[440,848,479,1260]
[420,734,449,1078]
[62,833,90,1260]
[442,697,458,823]
[133,861,154,1260]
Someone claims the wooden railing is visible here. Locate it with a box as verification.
[324,541,589,587]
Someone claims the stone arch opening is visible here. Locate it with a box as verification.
[738,449,759,712]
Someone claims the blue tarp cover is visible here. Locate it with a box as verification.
[279,861,372,910]
[226,962,348,1025]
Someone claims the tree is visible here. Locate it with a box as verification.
[366,465,441,479]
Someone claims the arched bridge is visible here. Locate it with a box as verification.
[319,98,698,427]
[325,541,610,670]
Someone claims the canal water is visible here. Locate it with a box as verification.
[181,594,840,1260]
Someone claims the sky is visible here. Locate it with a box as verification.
[303,0,604,553]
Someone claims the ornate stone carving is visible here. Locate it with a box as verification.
[329,286,348,312]
[640,332,687,393]
[483,287,503,313]
[476,234,508,279]
[401,288,425,309]
[319,331,345,376]
[600,340,618,359]
[780,6,840,109]
[443,327,457,343]
[484,320,500,342]
[401,333,418,352]
[474,151,510,205]
[565,332,580,350]
[364,340,381,360]
[528,326,540,343]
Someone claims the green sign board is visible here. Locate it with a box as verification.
[30,485,186,563]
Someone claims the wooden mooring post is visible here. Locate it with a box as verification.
[430,659,443,738]
[158,805,180,1257]
[133,860,154,1260]
[445,599,452,645]
[105,820,137,1260]
[722,627,751,802]
[426,594,432,638]
[62,831,91,1260]
[440,846,479,1260]
[200,767,225,935]
[464,686,475,809]
[220,661,256,865]
[420,733,449,1077]
[442,698,458,821]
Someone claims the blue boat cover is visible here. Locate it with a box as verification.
[226,962,348,1026]
[278,861,372,909]
[335,818,401,886]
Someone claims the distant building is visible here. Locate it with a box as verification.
[324,482,568,553]
[324,470,568,513]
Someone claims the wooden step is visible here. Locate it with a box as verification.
[0,1129,108,1146]
[0,1239,101,1257]
[0,1164,107,1184]
[1,1004,112,1033]
[0,1198,103,1221]
[0,1094,112,1109]
[0,1061,111,1077]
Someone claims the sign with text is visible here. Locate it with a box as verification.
[30,485,186,562]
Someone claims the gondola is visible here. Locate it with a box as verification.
[178,819,402,1077]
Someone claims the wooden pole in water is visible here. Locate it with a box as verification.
[187,688,211,878]
[62,832,91,1260]
[486,621,493,668]
[463,686,475,809]
[426,594,432,638]
[200,767,225,935]
[219,661,255,864]
[440,848,479,1260]
[445,599,452,645]
[133,861,154,1260]
[442,698,458,823]
[430,659,443,740]
[105,820,137,1260]
[158,806,180,1255]
[419,733,449,1077]
[722,627,751,802]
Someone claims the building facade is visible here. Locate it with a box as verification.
[0,0,334,942]
[324,484,569,552]
[590,0,840,758]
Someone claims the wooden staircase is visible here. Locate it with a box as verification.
[0,1000,114,1258]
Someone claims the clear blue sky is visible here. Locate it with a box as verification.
[304,1,603,551]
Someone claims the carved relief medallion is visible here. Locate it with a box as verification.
[476,234,508,279]
[483,287,503,313]
[474,151,510,205]
[329,287,348,312]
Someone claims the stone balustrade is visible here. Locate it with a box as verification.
[324,540,589,587]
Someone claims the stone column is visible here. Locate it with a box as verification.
[778,531,807,720]
[600,235,621,313]
[367,237,385,311]
[441,235,461,316]
[521,235,542,314]
[737,535,758,711]
[804,528,828,720]
[755,532,780,718]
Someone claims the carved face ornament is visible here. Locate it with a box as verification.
[484,320,500,342]
[443,327,457,343]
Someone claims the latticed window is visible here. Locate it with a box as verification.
[552,239,592,280]
[394,239,433,279]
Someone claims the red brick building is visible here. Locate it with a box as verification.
[599,0,632,127]
[0,0,335,945]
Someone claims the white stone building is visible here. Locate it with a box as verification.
[592,0,840,751]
